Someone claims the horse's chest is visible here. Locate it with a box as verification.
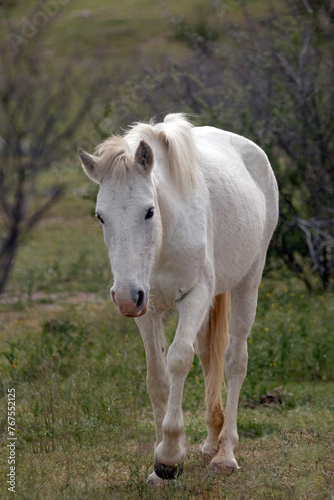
[151,236,209,311]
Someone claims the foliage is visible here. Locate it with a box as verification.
[0,21,109,296]
[122,0,334,290]
[230,1,334,290]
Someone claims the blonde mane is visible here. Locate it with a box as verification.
[95,114,199,193]
[94,135,132,181]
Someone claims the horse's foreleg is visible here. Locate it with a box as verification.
[211,272,262,475]
[154,282,213,480]
[135,312,170,486]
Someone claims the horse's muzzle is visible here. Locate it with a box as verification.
[111,285,148,318]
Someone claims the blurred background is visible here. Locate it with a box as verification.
[0,1,333,499]
[1,0,334,295]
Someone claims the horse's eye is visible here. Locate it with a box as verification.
[145,207,154,220]
[96,213,104,224]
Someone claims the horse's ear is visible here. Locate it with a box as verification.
[78,148,101,184]
[135,141,154,175]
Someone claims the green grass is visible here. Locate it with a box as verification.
[0,168,333,498]
[2,0,202,64]
[2,0,281,73]
[0,290,333,498]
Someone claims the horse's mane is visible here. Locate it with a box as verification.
[94,135,133,181]
[95,113,198,194]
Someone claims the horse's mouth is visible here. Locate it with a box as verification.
[119,300,148,318]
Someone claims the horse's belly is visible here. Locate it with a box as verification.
[212,196,266,291]
[214,240,262,292]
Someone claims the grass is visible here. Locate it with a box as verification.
[2,0,282,76]
[0,294,333,498]
[0,169,334,498]
[2,0,203,65]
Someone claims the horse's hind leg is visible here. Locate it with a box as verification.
[211,259,265,475]
[195,318,225,463]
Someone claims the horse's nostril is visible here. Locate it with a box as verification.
[136,290,145,309]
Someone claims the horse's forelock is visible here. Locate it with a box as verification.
[94,136,133,181]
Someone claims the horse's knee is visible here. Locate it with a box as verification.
[167,340,194,376]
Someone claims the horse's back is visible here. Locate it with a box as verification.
[192,126,278,290]
[193,126,278,238]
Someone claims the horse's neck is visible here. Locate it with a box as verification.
[155,179,181,242]
[152,175,210,307]
[152,145,207,266]
[155,175,207,261]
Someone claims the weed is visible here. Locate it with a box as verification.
[1,341,19,369]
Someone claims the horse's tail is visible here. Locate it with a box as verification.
[205,292,231,412]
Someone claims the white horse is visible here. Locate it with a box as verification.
[78,113,278,486]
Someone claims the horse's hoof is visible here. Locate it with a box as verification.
[154,460,184,480]
[147,471,167,488]
[210,456,240,476]
[201,440,218,464]
[203,450,216,464]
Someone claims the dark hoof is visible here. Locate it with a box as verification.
[154,461,184,480]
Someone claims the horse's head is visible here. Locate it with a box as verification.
[79,140,161,317]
